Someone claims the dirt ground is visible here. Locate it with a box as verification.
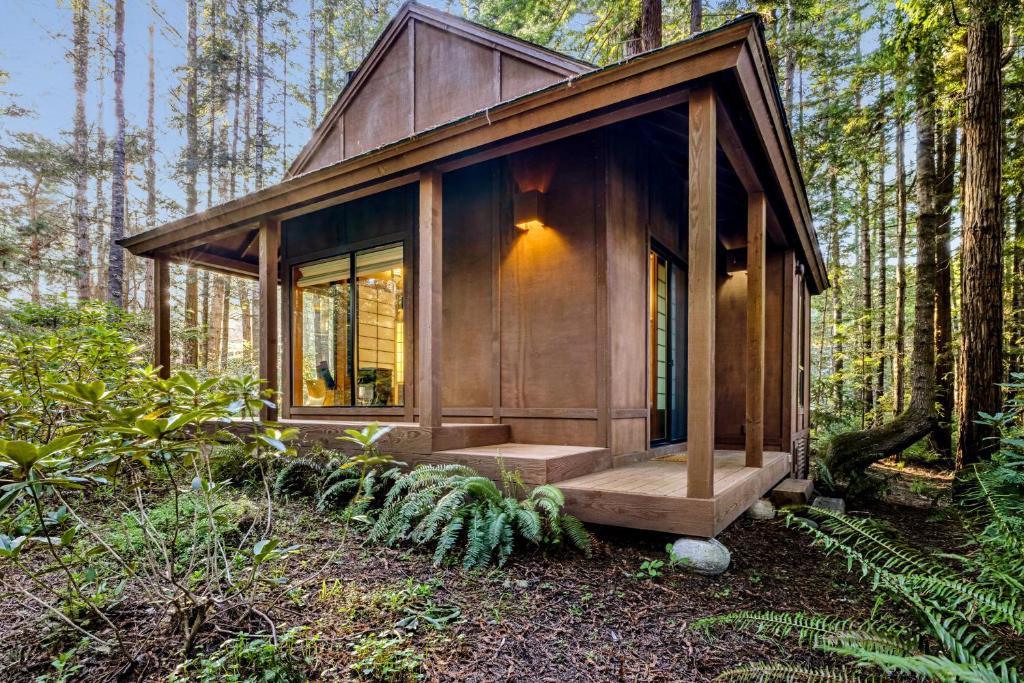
[1,489,957,682]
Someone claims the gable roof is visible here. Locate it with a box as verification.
[287,1,592,177]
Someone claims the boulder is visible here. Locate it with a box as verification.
[812,496,846,514]
[747,498,776,520]
[670,537,731,575]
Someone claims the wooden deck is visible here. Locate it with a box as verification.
[558,451,791,537]
[280,419,790,538]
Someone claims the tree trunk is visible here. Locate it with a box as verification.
[72,0,91,302]
[220,279,231,369]
[931,120,956,457]
[624,0,661,57]
[200,271,211,370]
[830,172,844,412]
[106,0,126,307]
[893,115,908,415]
[308,0,318,131]
[255,0,266,190]
[859,149,873,424]
[144,24,157,313]
[241,281,253,364]
[956,0,1004,467]
[93,31,107,302]
[690,0,702,35]
[1014,191,1024,369]
[183,0,200,367]
[209,274,225,371]
[876,80,888,415]
[826,48,939,478]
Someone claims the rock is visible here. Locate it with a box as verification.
[747,498,776,520]
[770,478,815,507]
[812,496,846,514]
[669,537,731,575]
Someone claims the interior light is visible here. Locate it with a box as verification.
[513,189,544,230]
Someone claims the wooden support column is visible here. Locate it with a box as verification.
[153,256,171,379]
[417,170,443,429]
[687,87,717,500]
[258,218,280,421]
[745,192,766,467]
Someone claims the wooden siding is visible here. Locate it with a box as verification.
[290,4,584,177]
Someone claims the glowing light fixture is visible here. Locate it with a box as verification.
[513,189,544,231]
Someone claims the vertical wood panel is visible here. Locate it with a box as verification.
[781,251,796,450]
[153,257,170,379]
[259,218,281,421]
[687,87,717,500]
[745,192,766,466]
[418,170,443,428]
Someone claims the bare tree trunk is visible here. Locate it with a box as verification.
[876,81,888,415]
[200,271,211,370]
[240,281,253,364]
[255,0,266,190]
[308,0,318,131]
[93,23,107,301]
[893,115,908,415]
[209,274,225,371]
[106,0,126,307]
[830,172,844,412]
[624,0,662,56]
[144,24,156,313]
[690,0,702,35]
[956,0,1004,467]
[783,0,795,119]
[1014,191,1024,369]
[859,152,873,424]
[183,0,200,367]
[826,48,939,477]
[932,119,956,457]
[72,0,91,302]
[220,279,231,369]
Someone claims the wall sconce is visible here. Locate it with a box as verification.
[513,189,544,231]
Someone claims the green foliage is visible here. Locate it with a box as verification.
[171,627,314,682]
[698,424,1024,683]
[0,301,302,658]
[369,464,591,569]
[348,631,424,682]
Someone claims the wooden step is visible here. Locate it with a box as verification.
[415,443,611,485]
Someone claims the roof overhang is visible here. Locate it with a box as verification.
[119,14,828,294]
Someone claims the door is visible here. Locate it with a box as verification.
[649,246,687,446]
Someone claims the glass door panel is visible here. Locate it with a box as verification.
[649,247,686,446]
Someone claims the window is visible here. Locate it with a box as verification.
[293,243,405,407]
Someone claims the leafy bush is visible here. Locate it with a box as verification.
[369,464,591,569]
[698,382,1024,681]
[0,301,303,658]
[170,627,314,682]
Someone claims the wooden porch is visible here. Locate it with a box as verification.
[284,419,788,538]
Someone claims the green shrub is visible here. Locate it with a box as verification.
[369,464,591,569]
[171,627,314,682]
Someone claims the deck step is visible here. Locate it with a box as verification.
[414,443,611,485]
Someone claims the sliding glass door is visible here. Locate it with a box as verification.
[649,246,687,446]
[292,242,406,408]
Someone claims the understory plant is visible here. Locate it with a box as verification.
[697,380,1024,682]
[368,463,591,569]
[0,301,303,659]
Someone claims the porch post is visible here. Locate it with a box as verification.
[745,192,766,467]
[153,256,171,379]
[417,170,443,429]
[258,217,280,421]
[687,86,717,499]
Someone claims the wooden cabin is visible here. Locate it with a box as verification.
[121,3,827,538]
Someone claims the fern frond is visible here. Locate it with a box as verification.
[560,515,592,555]
[713,663,881,682]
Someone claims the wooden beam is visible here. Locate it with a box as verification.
[687,86,717,500]
[171,250,259,279]
[153,256,171,379]
[258,218,280,421]
[417,170,443,429]
[745,192,766,467]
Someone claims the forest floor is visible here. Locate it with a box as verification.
[1,477,959,682]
